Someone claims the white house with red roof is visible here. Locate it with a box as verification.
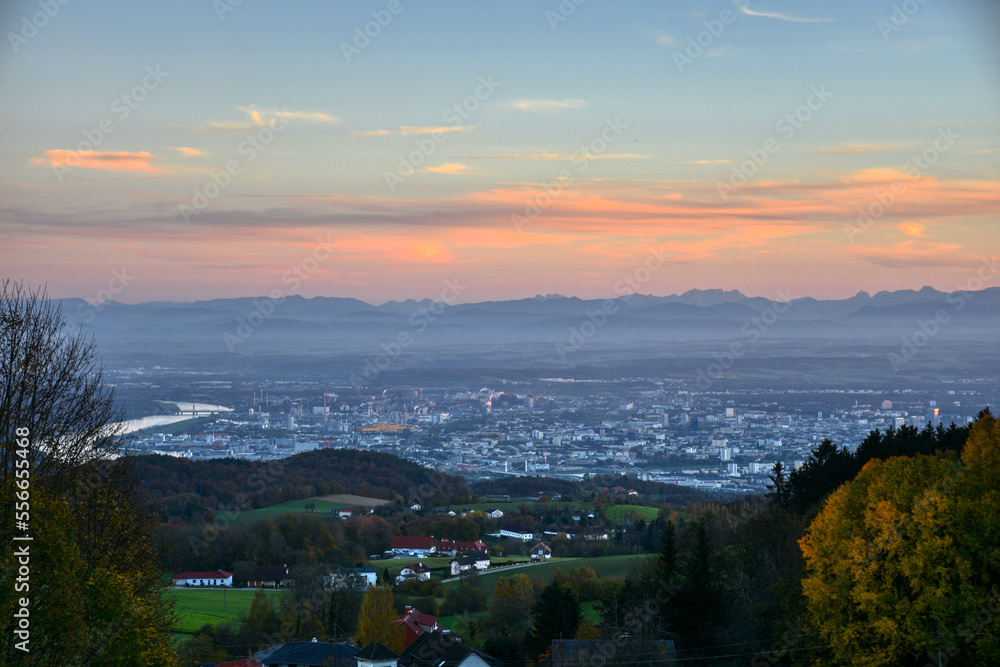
[530,540,552,560]
[396,563,431,584]
[172,570,233,587]
[390,535,437,556]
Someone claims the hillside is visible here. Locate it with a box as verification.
[135,448,472,520]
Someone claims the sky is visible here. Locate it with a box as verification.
[1,0,998,305]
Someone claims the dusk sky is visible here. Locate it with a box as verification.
[1,0,998,304]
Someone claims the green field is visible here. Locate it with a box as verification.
[383,555,530,581]
[227,498,348,524]
[443,554,650,593]
[605,504,661,524]
[167,588,285,634]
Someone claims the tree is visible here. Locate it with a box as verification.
[766,461,787,506]
[800,413,1000,665]
[247,589,280,650]
[0,281,177,664]
[354,584,405,652]
[674,522,723,651]
[487,573,535,636]
[526,580,582,659]
[327,576,364,640]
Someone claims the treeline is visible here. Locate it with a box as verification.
[135,448,474,520]
[591,411,1000,665]
[470,472,715,505]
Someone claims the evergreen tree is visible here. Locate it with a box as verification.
[675,522,722,651]
[526,580,582,660]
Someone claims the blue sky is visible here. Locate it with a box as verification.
[1,0,997,303]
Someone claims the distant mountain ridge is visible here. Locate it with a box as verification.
[56,286,1000,359]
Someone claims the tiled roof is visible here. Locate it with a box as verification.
[173,570,232,579]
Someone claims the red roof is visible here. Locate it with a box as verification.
[392,535,436,550]
[172,570,232,580]
[531,540,552,552]
[397,607,439,647]
[436,539,487,552]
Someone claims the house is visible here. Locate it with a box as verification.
[410,502,423,512]
[449,552,490,576]
[499,527,534,541]
[355,641,400,667]
[395,563,431,584]
[336,506,368,519]
[247,565,293,588]
[173,570,232,587]
[528,492,562,501]
[200,659,261,667]
[259,640,361,667]
[325,567,377,589]
[435,539,488,556]
[397,606,442,648]
[397,630,503,667]
[391,535,437,556]
[530,540,552,560]
[487,509,504,519]
[611,486,638,496]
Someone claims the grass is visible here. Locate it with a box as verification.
[167,588,285,634]
[443,554,650,594]
[227,498,348,524]
[605,504,661,524]
[149,417,208,435]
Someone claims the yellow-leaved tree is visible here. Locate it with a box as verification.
[353,584,406,652]
[800,412,1000,665]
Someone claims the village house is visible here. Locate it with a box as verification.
[395,563,431,584]
[172,570,232,587]
[247,565,293,588]
[390,535,437,556]
[449,552,490,576]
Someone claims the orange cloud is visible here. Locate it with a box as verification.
[31,150,165,173]
[171,146,205,157]
[900,222,927,237]
[350,125,472,138]
[814,143,906,155]
[426,163,468,174]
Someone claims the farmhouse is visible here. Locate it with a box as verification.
[398,630,503,667]
[247,565,293,588]
[530,540,552,560]
[449,552,490,576]
[391,535,437,556]
[172,570,233,587]
[259,640,361,666]
[326,567,377,589]
[355,640,400,667]
[436,539,487,556]
[395,563,431,584]
[499,526,534,541]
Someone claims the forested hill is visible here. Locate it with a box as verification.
[134,449,472,521]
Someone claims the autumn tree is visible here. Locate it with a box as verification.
[354,584,405,652]
[526,579,582,660]
[800,412,1000,665]
[487,573,535,636]
[247,589,281,650]
[0,281,176,665]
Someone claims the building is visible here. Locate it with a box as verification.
[499,527,534,541]
[391,536,437,556]
[355,641,400,667]
[398,631,503,667]
[259,640,361,667]
[436,539,487,556]
[247,565,293,588]
[326,567,377,589]
[396,563,431,584]
[486,509,504,519]
[336,506,369,519]
[397,607,442,648]
[449,552,490,575]
[530,540,552,560]
[172,570,232,587]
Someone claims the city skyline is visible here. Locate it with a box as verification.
[2,0,998,304]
